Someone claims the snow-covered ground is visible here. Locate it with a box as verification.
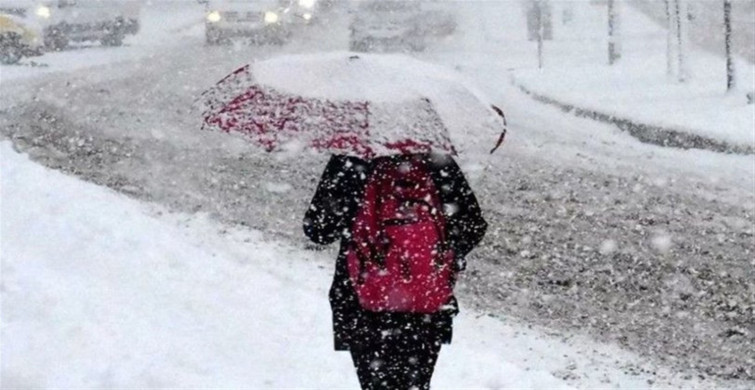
[1,141,719,389]
[1,0,754,388]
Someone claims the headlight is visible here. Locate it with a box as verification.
[35,5,51,19]
[207,11,221,23]
[298,0,316,10]
[303,13,312,21]
[264,11,279,24]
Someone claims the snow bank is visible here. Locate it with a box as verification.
[0,145,345,387]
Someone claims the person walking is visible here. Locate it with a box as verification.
[303,152,487,390]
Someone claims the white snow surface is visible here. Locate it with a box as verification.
[0,143,713,389]
[253,52,489,104]
[256,52,502,149]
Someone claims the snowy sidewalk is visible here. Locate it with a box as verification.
[508,2,754,154]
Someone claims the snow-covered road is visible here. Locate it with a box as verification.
[1,1,753,387]
[1,141,716,389]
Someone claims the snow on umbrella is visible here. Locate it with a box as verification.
[200,51,505,159]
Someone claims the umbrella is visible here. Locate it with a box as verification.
[200,52,506,159]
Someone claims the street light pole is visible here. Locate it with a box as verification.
[664,0,673,77]
[674,0,687,82]
[537,1,544,69]
[607,0,621,65]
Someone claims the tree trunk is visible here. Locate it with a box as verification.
[724,0,735,91]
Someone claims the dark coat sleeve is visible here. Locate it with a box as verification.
[303,155,368,245]
[303,155,369,351]
[429,157,488,271]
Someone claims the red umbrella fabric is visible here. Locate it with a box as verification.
[200,52,502,159]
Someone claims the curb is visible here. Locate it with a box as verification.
[514,83,754,156]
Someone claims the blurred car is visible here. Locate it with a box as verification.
[279,0,329,25]
[204,0,290,45]
[9,0,143,50]
[0,11,42,64]
[349,0,426,53]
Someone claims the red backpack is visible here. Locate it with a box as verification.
[346,157,454,314]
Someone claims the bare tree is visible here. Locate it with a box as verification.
[724,0,736,90]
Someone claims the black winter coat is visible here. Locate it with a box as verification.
[303,154,487,351]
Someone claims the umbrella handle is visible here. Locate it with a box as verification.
[489,129,507,154]
[490,105,508,154]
